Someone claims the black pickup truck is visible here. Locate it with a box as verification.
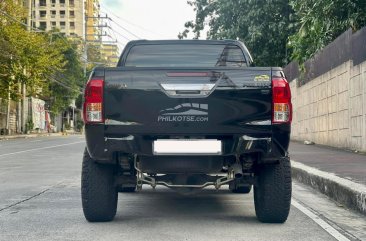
[82,40,292,223]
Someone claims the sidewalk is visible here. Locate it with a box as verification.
[289,141,366,215]
[0,131,79,141]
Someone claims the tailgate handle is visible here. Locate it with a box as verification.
[160,84,216,97]
[176,90,201,95]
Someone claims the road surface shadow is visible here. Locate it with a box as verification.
[114,187,258,223]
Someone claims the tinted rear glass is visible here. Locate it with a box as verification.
[124,44,247,67]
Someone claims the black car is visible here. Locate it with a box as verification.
[82,40,292,223]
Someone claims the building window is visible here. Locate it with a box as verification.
[51,0,56,7]
[51,21,57,29]
[69,10,75,18]
[60,0,65,4]
[60,21,65,29]
[39,22,47,30]
[60,10,65,18]
[39,0,46,7]
[70,22,75,29]
[69,0,74,7]
[39,10,47,18]
[51,10,56,18]
[70,32,76,37]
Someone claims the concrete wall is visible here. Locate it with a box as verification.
[290,60,366,151]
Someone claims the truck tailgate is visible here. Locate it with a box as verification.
[103,67,273,136]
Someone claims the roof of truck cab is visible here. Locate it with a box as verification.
[126,39,242,45]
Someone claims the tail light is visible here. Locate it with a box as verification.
[83,78,104,124]
[272,78,292,124]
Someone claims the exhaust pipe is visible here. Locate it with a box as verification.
[231,162,243,179]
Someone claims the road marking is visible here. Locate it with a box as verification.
[0,141,85,157]
[292,199,351,241]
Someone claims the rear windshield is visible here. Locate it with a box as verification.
[124,44,247,68]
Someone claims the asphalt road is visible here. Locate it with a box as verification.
[0,136,365,241]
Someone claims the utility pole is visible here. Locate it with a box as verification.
[84,12,111,77]
[6,81,10,135]
[20,0,33,133]
[6,55,14,135]
[21,69,27,133]
[83,0,88,78]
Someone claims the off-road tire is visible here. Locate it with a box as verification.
[231,185,252,194]
[81,148,118,222]
[254,158,292,223]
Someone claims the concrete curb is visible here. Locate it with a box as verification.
[291,160,366,215]
[0,132,80,140]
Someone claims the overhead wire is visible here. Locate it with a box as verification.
[1,6,143,89]
[109,18,142,40]
[0,10,84,92]
[0,8,89,63]
[0,46,82,93]
[99,17,128,54]
[100,4,166,38]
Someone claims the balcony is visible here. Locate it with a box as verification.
[60,15,65,19]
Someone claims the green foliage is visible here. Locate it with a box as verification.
[179,0,297,66]
[76,119,84,132]
[43,32,85,114]
[87,44,107,70]
[0,0,84,115]
[25,118,34,132]
[288,0,366,64]
[64,122,71,130]
[0,1,65,100]
[181,0,366,66]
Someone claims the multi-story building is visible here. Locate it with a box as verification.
[24,0,84,38]
[101,43,119,66]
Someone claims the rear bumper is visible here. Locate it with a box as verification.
[85,124,290,164]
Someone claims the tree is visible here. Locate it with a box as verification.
[288,0,366,64]
[87,44,107,70]
[0,1,84,115]
[42,33,85,114]
[179,0,297,66]
[0,0,65,100]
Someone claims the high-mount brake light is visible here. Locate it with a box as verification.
[272,78,292,124]
[83,78,104,124]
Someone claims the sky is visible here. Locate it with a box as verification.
[99,0,204,52]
